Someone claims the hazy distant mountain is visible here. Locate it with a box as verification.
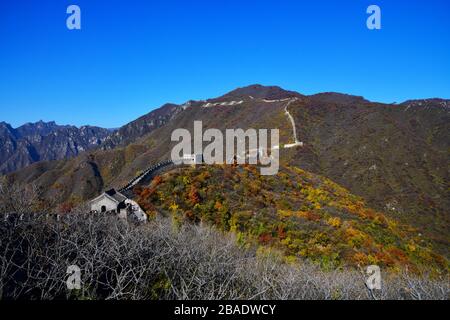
[0,120,111,174]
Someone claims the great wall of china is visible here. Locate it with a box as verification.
[117,97,303,193]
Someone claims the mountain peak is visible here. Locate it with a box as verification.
[17,120,63,137]
[219,84,303,100]
[0,121,13,128]
[0,122,16,136]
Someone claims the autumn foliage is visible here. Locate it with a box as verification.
[134,164,449,273]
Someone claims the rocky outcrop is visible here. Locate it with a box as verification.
[0,121,111,174]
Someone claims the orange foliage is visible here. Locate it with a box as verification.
[139,187,156,200]
[258,233,273,244]
[352,252,368,265]
[363,208,376,220]
[344,202,364,215]
[152,175,163,186]
[277,225,287,239]
[345,226,359,238]
[387,247,409,264]
[214,201,223,211]
[375,251,395,266]
[296,211,320,221]
[188,186,200,206]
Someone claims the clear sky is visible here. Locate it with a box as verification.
[0,0,449,128]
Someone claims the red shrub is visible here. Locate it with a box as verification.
[258,233,273,244]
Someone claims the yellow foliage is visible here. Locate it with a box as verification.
[280,237,292,246]
[278,209,294,218]
[406,243,416,252]
[345,227,367,246]
[169,202,179,212]
[345,227,357,237]
[299,248,307,257]
[182,176,190,185]
[327,217,341,228]
[284,255,297,264]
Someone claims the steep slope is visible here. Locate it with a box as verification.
[0,122,21,165]
[134,164,448,272]
[100,103,182,149]
[282,96,449,252]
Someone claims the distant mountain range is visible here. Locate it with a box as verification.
[3,84,449,256]
[0,120,111,174]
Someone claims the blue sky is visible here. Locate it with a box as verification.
[0,0,449,128]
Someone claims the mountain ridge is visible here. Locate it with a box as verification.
[2,85,449,257]
[0,120,112,174]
